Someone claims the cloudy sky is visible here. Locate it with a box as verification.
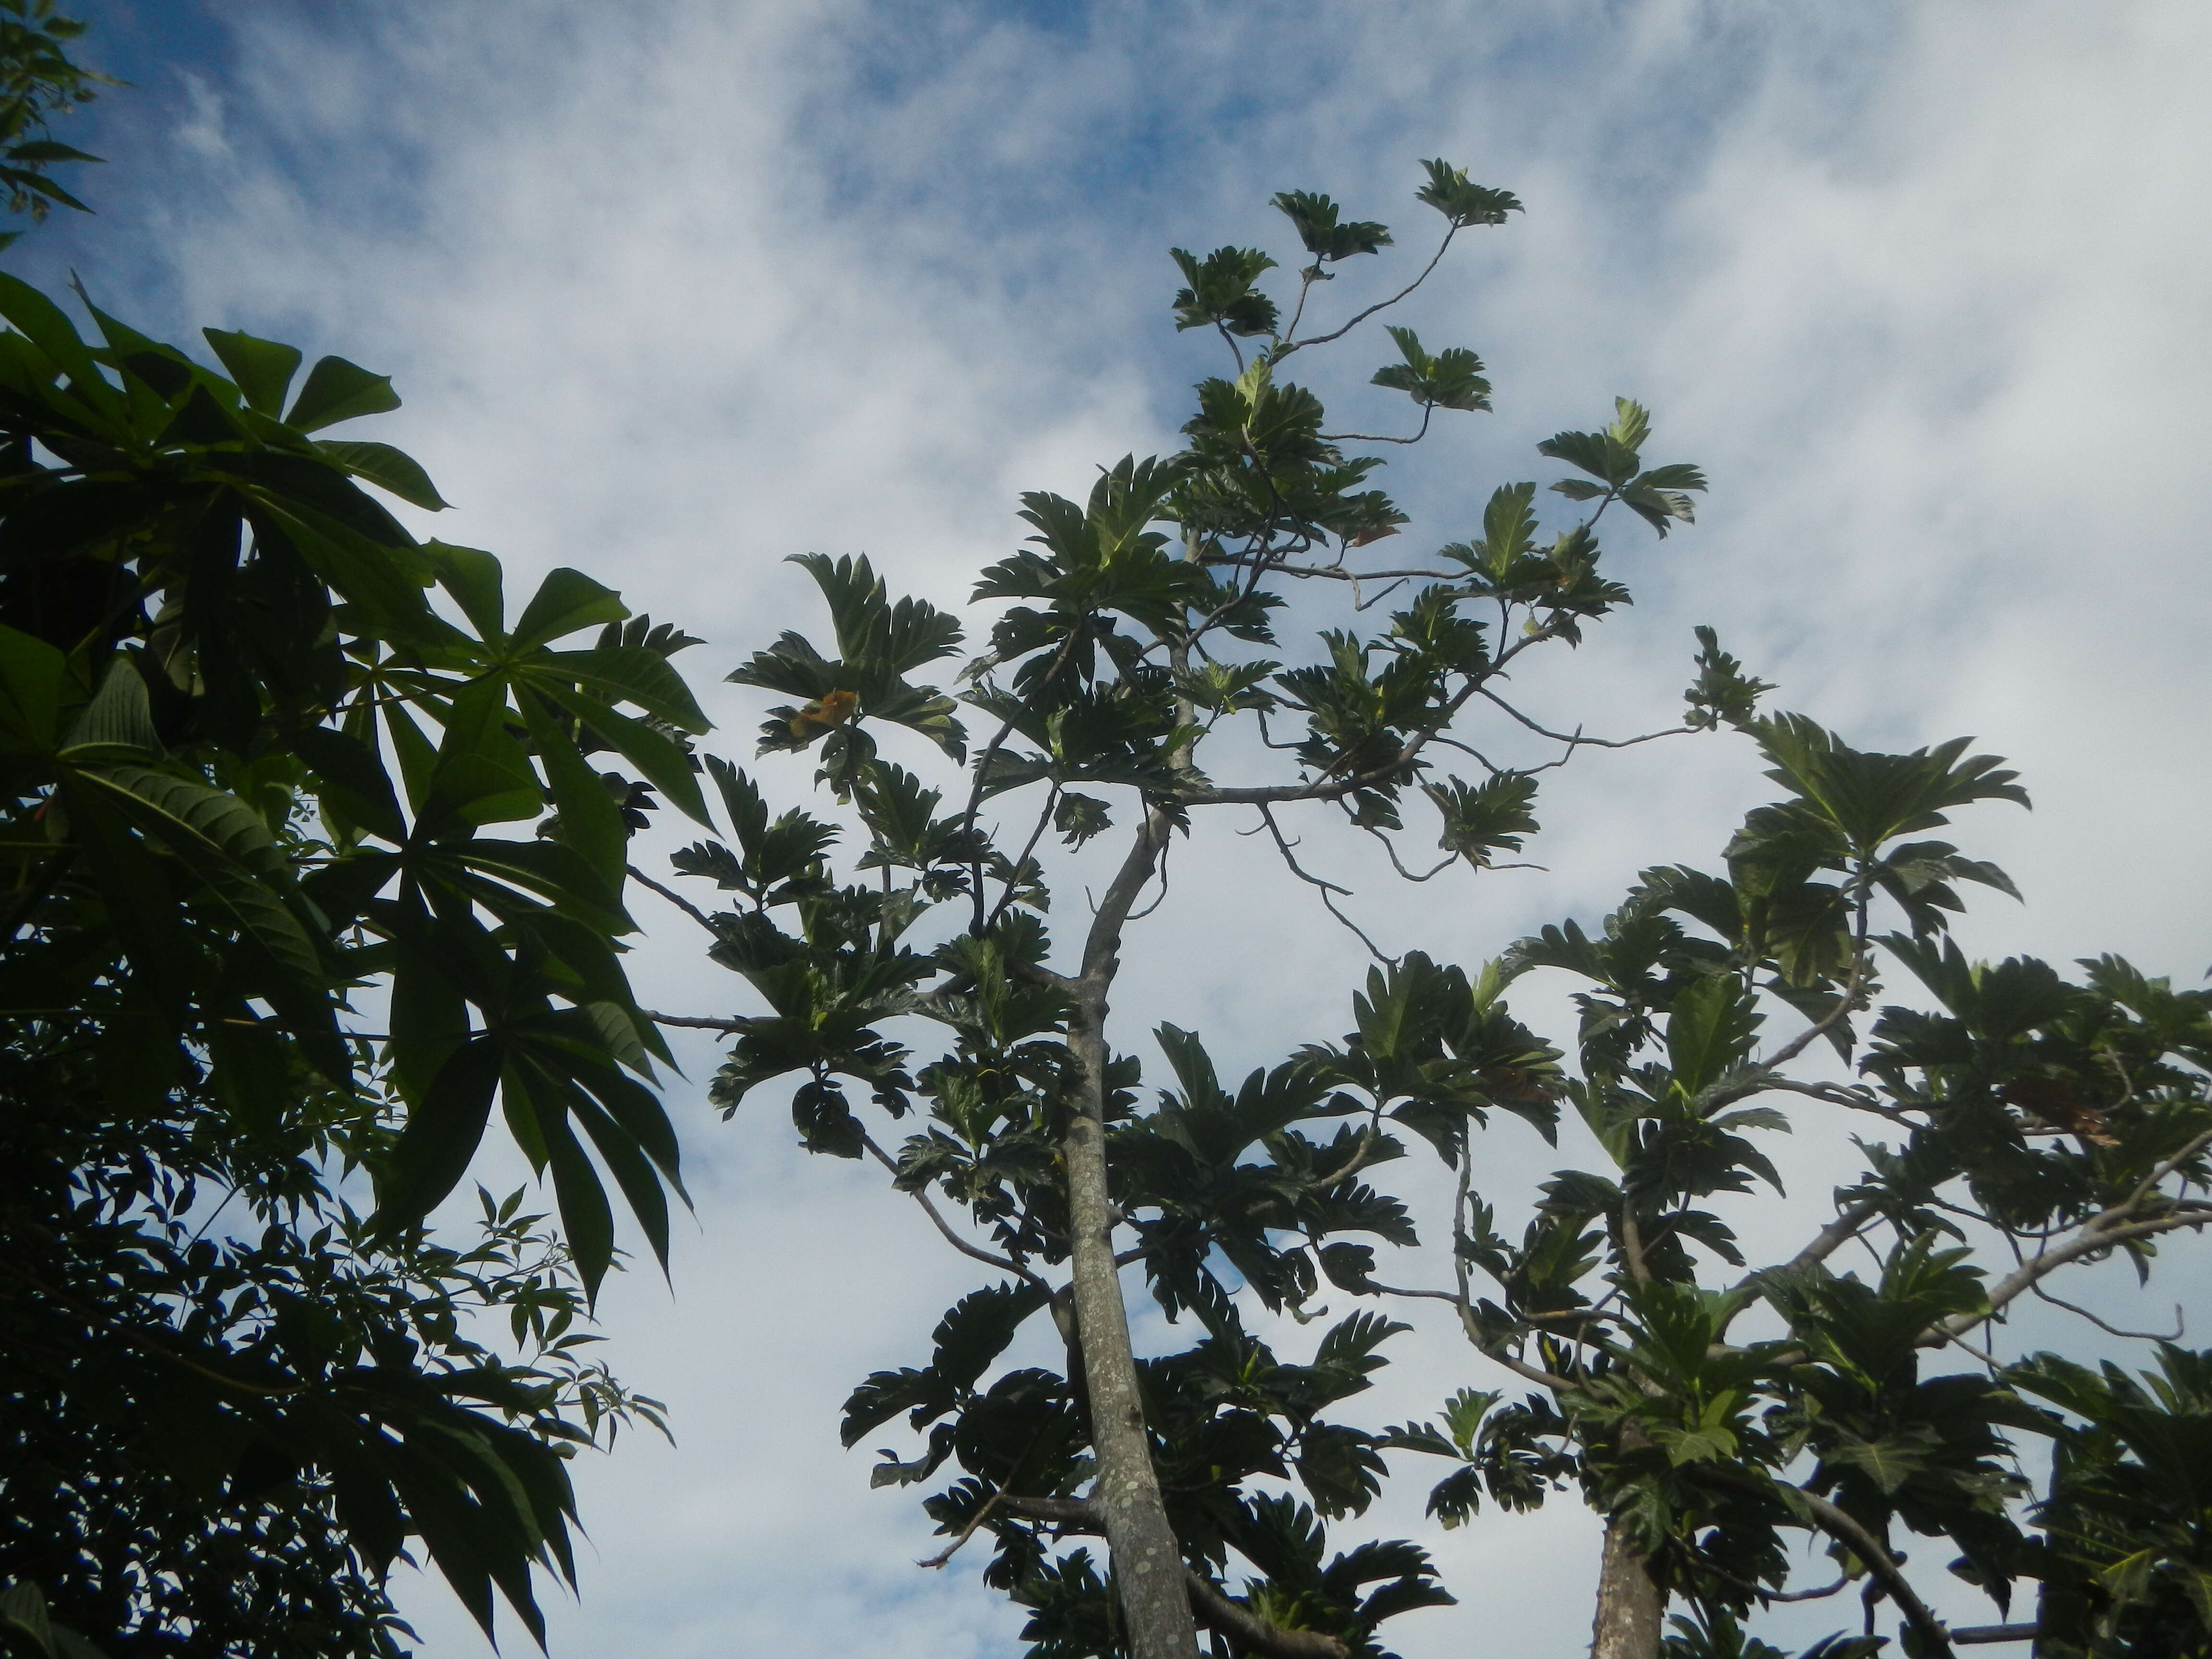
[32,1,2212,1653]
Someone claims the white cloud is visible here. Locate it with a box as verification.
[69,0,2212,1651]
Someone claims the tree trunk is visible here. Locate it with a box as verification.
[1063,813,1199,1659]
[1590,1514,1664,1659]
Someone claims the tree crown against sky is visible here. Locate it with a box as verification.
[6,8,2212,1659]
[662,160,2212,1659]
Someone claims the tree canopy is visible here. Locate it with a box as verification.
[4,13,2209,1659]
[659,161,2212,1659]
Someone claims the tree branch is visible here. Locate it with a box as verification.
[1473,685,1691,756]
[1936,1206,2212,1343]
[1184,1571,1353,1659]
[629,863,719,936]
[1275,223,1459,358]
[1727,1199,1884,1304]
[645,1009,748,1033]
[860,1132,1046,1289]
[1258,804,1395,964]
[1790,1487,1953,1657]
[2028,1277,2184,1343]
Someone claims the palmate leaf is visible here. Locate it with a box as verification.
[535,1081,618,1299]
[510,565,631,651]
[0,619,72,753]
[1370,325,1491,412]
[518,690,626,882]
[0,270,130,431]
[1272,190,1392,263]
[413,680,544,833]
[1750,711,2030,854]
[541,644,712,731]
[535,678,712,825]
[1424,772,1538,865]
[0,269,720,1659]
[1169,244,1280,336]
[60,656,163,760]
[1414,159,1522,228]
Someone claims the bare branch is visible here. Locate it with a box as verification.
[1322,401,1436,447]
[1620,1205,1654,1285]
[1276,223,1459,358]
[1475,685,1692,755]
[1443,1135,1573,1393]
[2029,1278,2185,1342]
[1185,1571,1354,1659]
[1353,817,1456,882]
[861,1132,1046,1289]
[2127,1124,2212,1212]
[1201,552,1466,584]
[1365,1279,1463,1305]
[1790,1487,1954,1657]
[1258,805,1395,964]
[1010,958,1083,998]
[919,1487,1006,1569]
[629,864,719,936]
[1942,1207,2212,1342]
[1717,1199,1884,1342]
[645,1009,747,1034]
[1127,830,1173,922]
[982,784,1060,935]
[996,1493,1096,1528]
[962,627,1086,935]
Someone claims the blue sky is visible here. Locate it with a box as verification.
[23,2,2212,1655]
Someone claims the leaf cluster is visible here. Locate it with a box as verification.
[0,275,708,1650]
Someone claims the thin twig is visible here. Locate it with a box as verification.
[1474,685,1692,754]
[1127,830,1173,923]
[628,864,719,936]
[919,1487,1007,1569]
[1321,402,1436,447]
[860,1132,1046,1289]
[1275,223,1459,358]
[1782,1485,1954,1657]
[1255,804,1392,963]
[1942,1209,2212,1342]
[982,784,1061,936]
[2028,1278,2185,1342]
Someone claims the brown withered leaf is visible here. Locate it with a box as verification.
[1479,1066,1555,1107]
[2002,1074,2121,1147]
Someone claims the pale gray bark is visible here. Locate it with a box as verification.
[1062,809,1200,1659]
[1590,1515,1664,1659]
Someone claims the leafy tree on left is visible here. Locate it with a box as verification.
[0,266,714,1655]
